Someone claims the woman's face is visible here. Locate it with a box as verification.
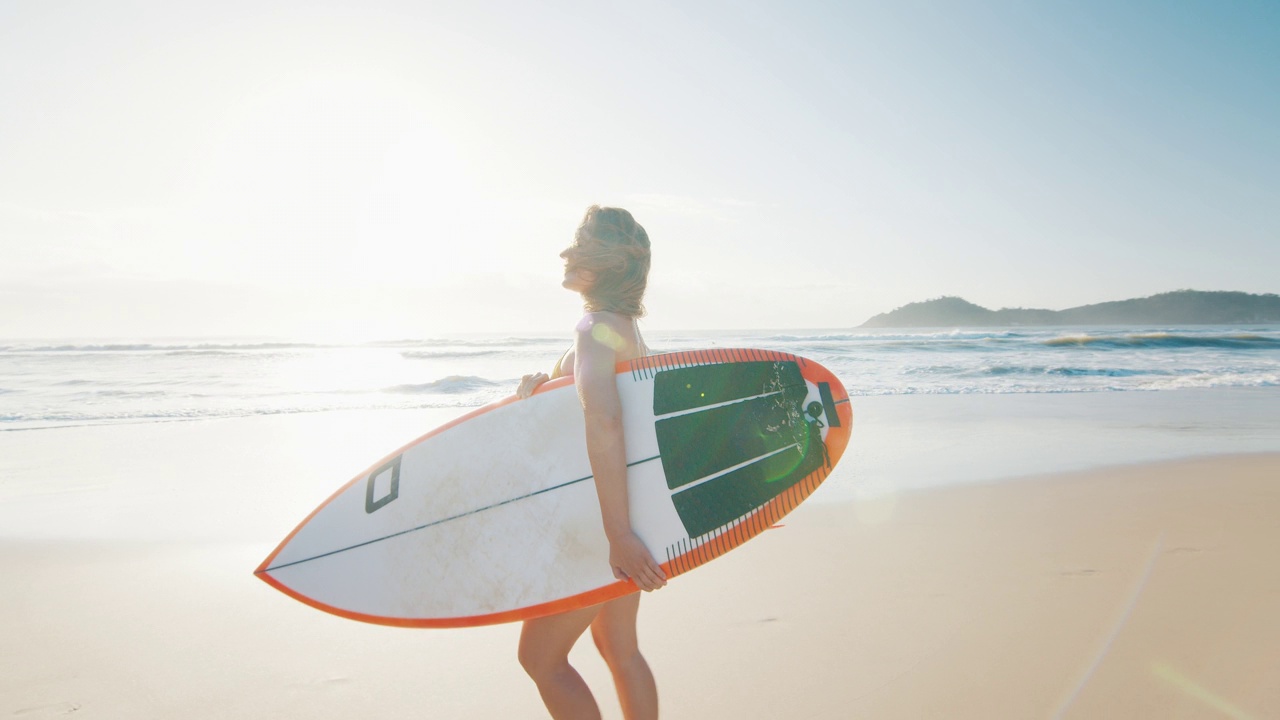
[560,247,596,292]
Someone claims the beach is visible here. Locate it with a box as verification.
[6,0,1280,714]
[3,399,1278,719]
[7,0,1278,713]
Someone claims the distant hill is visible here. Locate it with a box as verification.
[860,290,1280,328]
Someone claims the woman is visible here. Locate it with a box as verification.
[514,205,665,720]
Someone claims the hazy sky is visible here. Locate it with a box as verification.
[2,1,1277,337]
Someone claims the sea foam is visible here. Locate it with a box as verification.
[2,325,1277,429]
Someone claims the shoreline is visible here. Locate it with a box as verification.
[4,386,1280,543]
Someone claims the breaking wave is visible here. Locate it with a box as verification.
[1043,333,1280,350]
[4,324,1277,430]
[385,376,503,394]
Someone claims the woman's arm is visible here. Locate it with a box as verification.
[574,315,667,592]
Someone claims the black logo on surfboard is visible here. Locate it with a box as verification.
[365,455,402,514]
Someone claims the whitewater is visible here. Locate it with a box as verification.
[1,325,1278,431]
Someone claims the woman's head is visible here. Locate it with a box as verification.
[561,205,651,317]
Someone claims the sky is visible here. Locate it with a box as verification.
[2,0,1277,338]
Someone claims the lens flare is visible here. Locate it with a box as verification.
[589,322,626,351]
[1151,662,1257,720]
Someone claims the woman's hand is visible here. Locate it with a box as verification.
[517,372,549,399]
[609,530,667,592]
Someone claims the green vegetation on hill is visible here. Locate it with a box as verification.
[860,290,1280,328]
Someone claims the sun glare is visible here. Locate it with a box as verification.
[192,69,497,290]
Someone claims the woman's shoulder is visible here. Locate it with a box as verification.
[574,311,639,356]
[574,310,630,334]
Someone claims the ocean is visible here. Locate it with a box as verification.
[3,325,1278,432]
[1,325,1278,542]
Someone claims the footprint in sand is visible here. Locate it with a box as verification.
[286,676,352,691]
[13,702,80,716]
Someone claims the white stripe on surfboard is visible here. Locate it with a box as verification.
[653,388,795,420]
[669,442,804,497]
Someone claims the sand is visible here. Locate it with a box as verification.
[3,453,1279,719]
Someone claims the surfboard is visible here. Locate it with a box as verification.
[255,348,852,628]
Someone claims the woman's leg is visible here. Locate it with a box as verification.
[519,605,602,720]
[591,593,658,720]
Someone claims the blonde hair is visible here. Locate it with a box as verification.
[564,205,651,317]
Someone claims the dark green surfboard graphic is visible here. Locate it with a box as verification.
[653,361,829,538]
